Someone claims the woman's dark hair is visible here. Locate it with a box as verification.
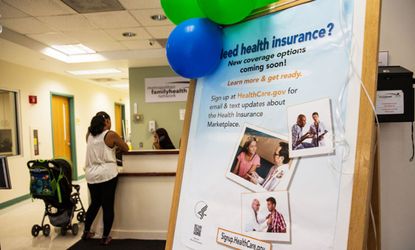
[242,137,257,154]
[88,111,110,136]
[278,142,290,164]
[96,111,110,120]
[155,128,175,149]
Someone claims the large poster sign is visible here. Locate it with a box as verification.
[145,77,189,103]
[171,0,369,249]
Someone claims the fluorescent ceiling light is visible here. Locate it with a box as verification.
[41,47,106,63]
[51,44,96,55]
[67,68,122,76]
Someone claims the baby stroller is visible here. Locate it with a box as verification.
[28,159,86,237]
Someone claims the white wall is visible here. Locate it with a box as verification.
[0,59,129,204]
[379,0,415,249]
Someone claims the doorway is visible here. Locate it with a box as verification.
[51,94,77,179]
[114,103,125,139]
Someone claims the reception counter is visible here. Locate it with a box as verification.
[92,150,179,239]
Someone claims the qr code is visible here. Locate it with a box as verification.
[193,224,202,237]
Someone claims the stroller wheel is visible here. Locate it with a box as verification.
[61,227,67,236]
[31,224,41,237]
[43,224,51,236]
[72,223,79,235]
[77,212,86,222]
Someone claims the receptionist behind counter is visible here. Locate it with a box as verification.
[152,128,176,149]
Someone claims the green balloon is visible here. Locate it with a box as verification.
[197,0,256,25]
[254,0,277,9]
[161,0,205,25]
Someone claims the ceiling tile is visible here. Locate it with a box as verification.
[130,9,173,26]
[63,29,113,43]
[84,11,139,29]
[118,0,161,10]
[146,26,174,39]
[82,40,127,52]
[38,15,96,31]
[27,32,79,46]
[3,0,75,16]
[120,40,161,50]
[0,2,29,18]
[104,27,151,41]
[1,17,55,34]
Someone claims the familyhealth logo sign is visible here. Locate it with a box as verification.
[145,77,189,103]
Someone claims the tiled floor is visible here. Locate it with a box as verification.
[0,180,89,250]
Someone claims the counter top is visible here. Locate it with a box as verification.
[118,172,176,177]
[121,150,179,173]
[123,149,179,155]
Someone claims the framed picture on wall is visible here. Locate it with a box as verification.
[0,129,13,156]
[0,156,12,189]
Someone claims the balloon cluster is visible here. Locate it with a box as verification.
[162,0,277,78]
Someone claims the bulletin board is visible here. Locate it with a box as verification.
[167,0,381,249]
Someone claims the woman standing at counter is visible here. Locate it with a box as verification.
[152,128,176,149]
[82,111,129,245]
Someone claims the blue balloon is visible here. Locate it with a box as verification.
[166,18,223,78]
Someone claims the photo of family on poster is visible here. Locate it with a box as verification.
[288,98,334,158]
[226,125,298,193]
[241,192,290,242]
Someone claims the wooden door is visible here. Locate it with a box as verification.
[51,95,71,161]
[114,103,124,138]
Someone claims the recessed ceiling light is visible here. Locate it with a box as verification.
[67,68,122,76]
[41,47,106,63]
[122,32,136,37]
[50,44,96,55]
[151,14,167,21]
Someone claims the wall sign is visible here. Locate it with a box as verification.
[145,77,189,103]
[376,90,405,115]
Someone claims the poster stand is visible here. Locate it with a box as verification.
[348,0,381,248]
[167,0,381,249]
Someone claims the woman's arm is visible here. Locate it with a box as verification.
[153,142,161,149]
[86,130,90,142]
[105,131,129,152]
[245,155,260,178]
[245,163,260,179]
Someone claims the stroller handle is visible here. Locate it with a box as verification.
[27,159,49,169]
